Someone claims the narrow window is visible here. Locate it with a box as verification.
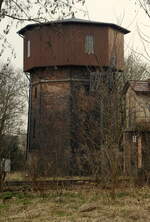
[33,118,36,138]
[90,71,100,91]
[85,35,94,55]
[137,136,142,169]
[27,40,31,58]
[132,135,137,143]
[34,87,37,99]
[110,55,116,67]
[84,84,90,95]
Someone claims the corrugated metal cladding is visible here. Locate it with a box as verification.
[19,20,129,72]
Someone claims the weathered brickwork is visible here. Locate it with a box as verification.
[27,67,91,175]
[18,19,129,176]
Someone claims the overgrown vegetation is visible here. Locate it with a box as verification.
[1,186,150,221]
[72,53,149,192]
[0,64,27,190]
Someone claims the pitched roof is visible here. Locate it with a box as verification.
[18,18,130,35]
[123,80,150,94]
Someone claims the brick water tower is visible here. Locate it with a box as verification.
[18,18,129,175]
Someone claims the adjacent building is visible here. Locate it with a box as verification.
[123,80,150,176]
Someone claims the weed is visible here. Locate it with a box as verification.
[116,192,129,198]
[15,198,32,205]
[0,192,13,200]
[1,187,150,221]
[54,210,72,217]
[0,203,8,209]
[141,193,150,199]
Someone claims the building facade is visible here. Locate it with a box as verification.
[123,80,150,176]
[18,18,129,175]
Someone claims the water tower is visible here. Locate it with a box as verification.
[18,18,129,175]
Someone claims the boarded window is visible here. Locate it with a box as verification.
[34,87,37,99]
[85,35,94,55]
[33,118,36,138]
[84,84,90,95]
[137,136,142,169]
[110,55,116,67]
[27,40,31,58]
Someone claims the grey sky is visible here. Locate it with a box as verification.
[86,0,150,62]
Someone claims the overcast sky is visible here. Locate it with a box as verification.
[1,0,150,68]
[85,0,150,61]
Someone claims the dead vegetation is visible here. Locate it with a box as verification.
[1,184,150,222]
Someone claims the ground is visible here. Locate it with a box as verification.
[1,185,150,222]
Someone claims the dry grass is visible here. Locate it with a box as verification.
[0,186,150,221]
[6,172,25,182]
[6,172,91,182]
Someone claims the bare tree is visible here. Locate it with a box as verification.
[73,53,149,192]
[0,63,28,190]
[137,0,150,19]
[0,0,86,66]
[0,0,86,21]
[0,0,86,38]
[124,53,149,81]
[133,1,150,62]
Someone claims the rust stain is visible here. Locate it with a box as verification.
[23,24,125,71]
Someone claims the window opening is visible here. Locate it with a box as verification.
[133,135,137,143]
[33,118,36,138]
[85,35,94,55]
[27,40,31,58]
[84,84,90,95]
[34,87,37,99]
